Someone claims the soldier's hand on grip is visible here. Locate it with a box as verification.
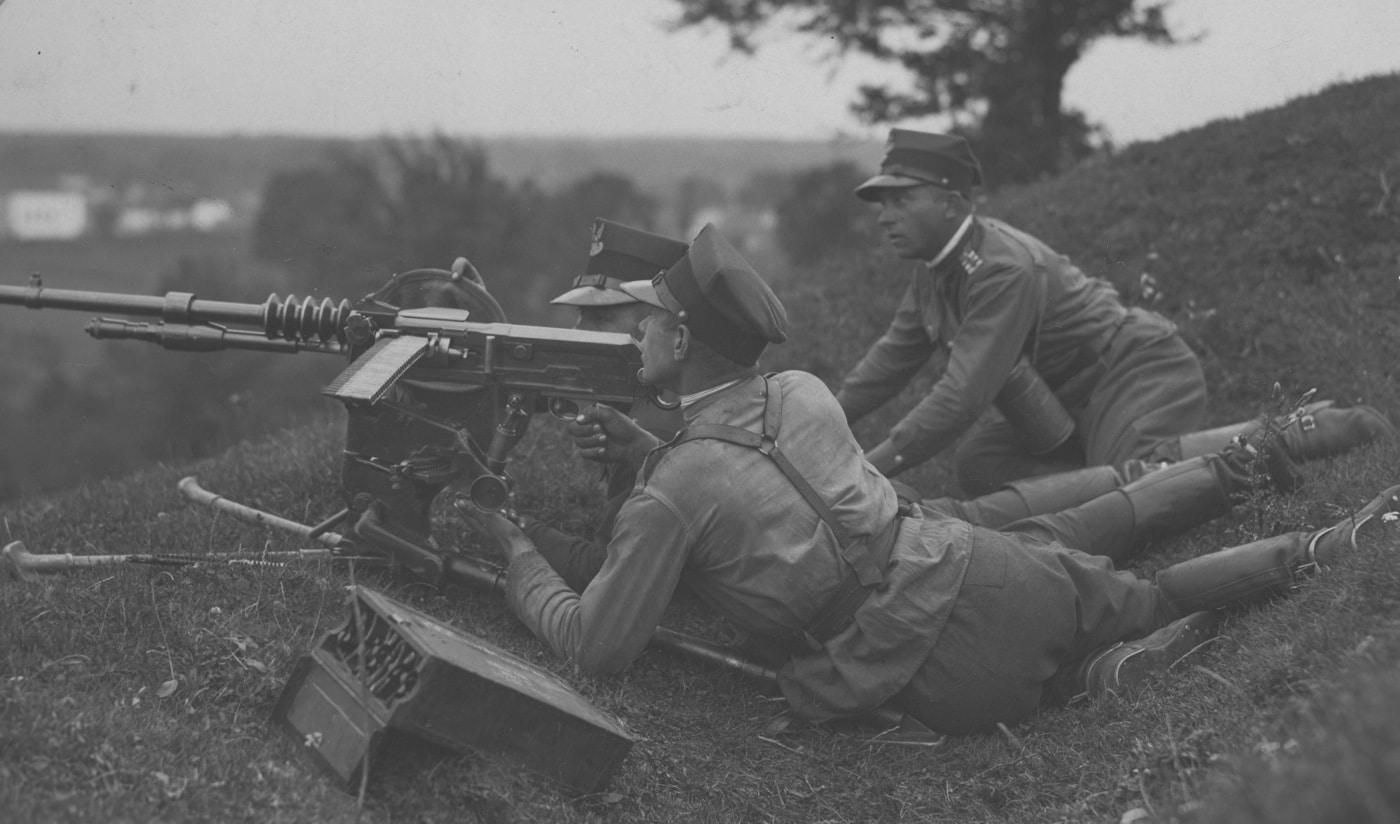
[568,404,661,467]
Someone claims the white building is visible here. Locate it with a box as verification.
[112,206,162,237]
[5,191,88,240]
[112,196,235,237]
[190,198,234,232]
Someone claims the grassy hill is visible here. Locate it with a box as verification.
[3,74,1400,823]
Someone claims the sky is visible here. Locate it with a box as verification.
[1,0,1398,147]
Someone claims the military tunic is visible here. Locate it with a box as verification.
[512,372,971,716]
[837,217,1206,495]
[509,371,1172,730]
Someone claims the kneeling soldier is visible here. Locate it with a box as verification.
[840,129,1392,495]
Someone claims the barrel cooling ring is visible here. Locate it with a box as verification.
[260,294,353,342]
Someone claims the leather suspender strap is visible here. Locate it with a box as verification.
[674,376,902,646]
[681,424,859,553]
[676,376,863,569]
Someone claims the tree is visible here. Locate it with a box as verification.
[673,175,728,236]
[550,172,659,235]
[253,135,553,319]
[540,172,662,275]
[670,0,1183,184]
[773,161,879,266]
[252,167,362,269]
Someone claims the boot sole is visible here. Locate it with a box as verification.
[1103,611,1221,695]
[1311,483,1400,561]
[1348,483,1400,543]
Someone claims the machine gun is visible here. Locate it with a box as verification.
[0,262,673,582]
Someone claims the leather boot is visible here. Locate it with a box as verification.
[1043,612,1220,705]
[1280,403,1396,462]
[1082,611,1220,699]
[1002,437,1295,561]
[1147,400,1395,463]
[1153,483,1400,615]
[926,464,1141,528]
[1047,484,1400,706]
[1307,482,1400,566]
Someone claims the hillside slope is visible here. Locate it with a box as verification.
[992,73,1400,416]
[3,75,1400,824]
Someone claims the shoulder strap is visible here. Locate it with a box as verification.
[672,375,908,648]
[674,376,866,575]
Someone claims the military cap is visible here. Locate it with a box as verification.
[550,218,689,306]
[854,129,984,201]
[620,224,788,366]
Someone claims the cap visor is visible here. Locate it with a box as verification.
[854,174,926,202]
[617,279,668,310]
[549,286,639,307]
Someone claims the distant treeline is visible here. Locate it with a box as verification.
[0,131,879,200]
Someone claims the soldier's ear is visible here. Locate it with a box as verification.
[673,323,691,362]
[944,191,971,218]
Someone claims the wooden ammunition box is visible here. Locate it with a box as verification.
[273,587,634,793]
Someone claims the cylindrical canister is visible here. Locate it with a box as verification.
[995,357,1076,455]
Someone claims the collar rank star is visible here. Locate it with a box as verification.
[959,246,984,275]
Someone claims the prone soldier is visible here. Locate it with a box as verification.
[549,218,688,440]
[544,218,689,543]
[457,224,1400,733]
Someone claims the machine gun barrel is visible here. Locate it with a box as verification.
[0,276,352,345]
[3,272,664,515]
[2,274,657,409]
[0,282,262,324]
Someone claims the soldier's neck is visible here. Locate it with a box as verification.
[925,214,975,268]
[677,365,758,404]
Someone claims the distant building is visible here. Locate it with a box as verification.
[190,198,234,232]
[112,206,162,237]
[112,190,235,237]
[684,205,778,254]
[5,191,89,240]
[0,176,243,240]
